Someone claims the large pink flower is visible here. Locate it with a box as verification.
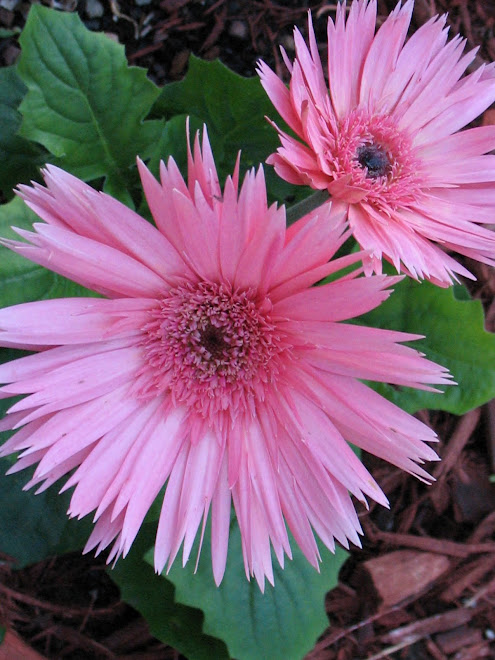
[258,0,495,286]
[0,129,450,589]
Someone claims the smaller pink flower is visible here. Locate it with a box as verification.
[0,128,451,589]
[258,0,495,286]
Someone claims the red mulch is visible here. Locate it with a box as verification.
[1,1,495,658]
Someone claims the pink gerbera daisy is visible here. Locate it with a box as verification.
[0,129,451,589]
[258,0,495,286]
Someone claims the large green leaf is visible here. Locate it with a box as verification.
[151,56,305,205]
[361,278,495,414]
[153,56,275,168]
[0,196,97,307]
[111,524,229,660]
[17,4,164,193]
[146,521,347,660]
[0,66,46,199]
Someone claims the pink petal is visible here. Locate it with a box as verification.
[4,224,166,299]
[0,298,152,348]
[273,273,401,323]
[327,0,376,116]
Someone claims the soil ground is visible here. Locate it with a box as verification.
[1,1,495,658]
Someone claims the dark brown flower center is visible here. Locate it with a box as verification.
[356,143,391,179]
[199,323,229,358]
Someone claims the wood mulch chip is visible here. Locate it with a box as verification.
[1,1,495,658]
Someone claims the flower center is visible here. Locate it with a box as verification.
[324,109,422,210]
[139,281,286,425]
[356,143,391,179]
[199,323,229,358]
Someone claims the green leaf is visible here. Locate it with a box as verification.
[361,278,495,414]
[146,521,347,660]
[153,57,274,167]
[0,457,93,566]
[0,197,98,307]
[0,66,46,199]
[151,56,305,205]
[145,114,204,179]
[17,4,164,189]
[111,524,229,660]
[0,28,19,38]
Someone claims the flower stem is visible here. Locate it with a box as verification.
[286,189,331,225]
